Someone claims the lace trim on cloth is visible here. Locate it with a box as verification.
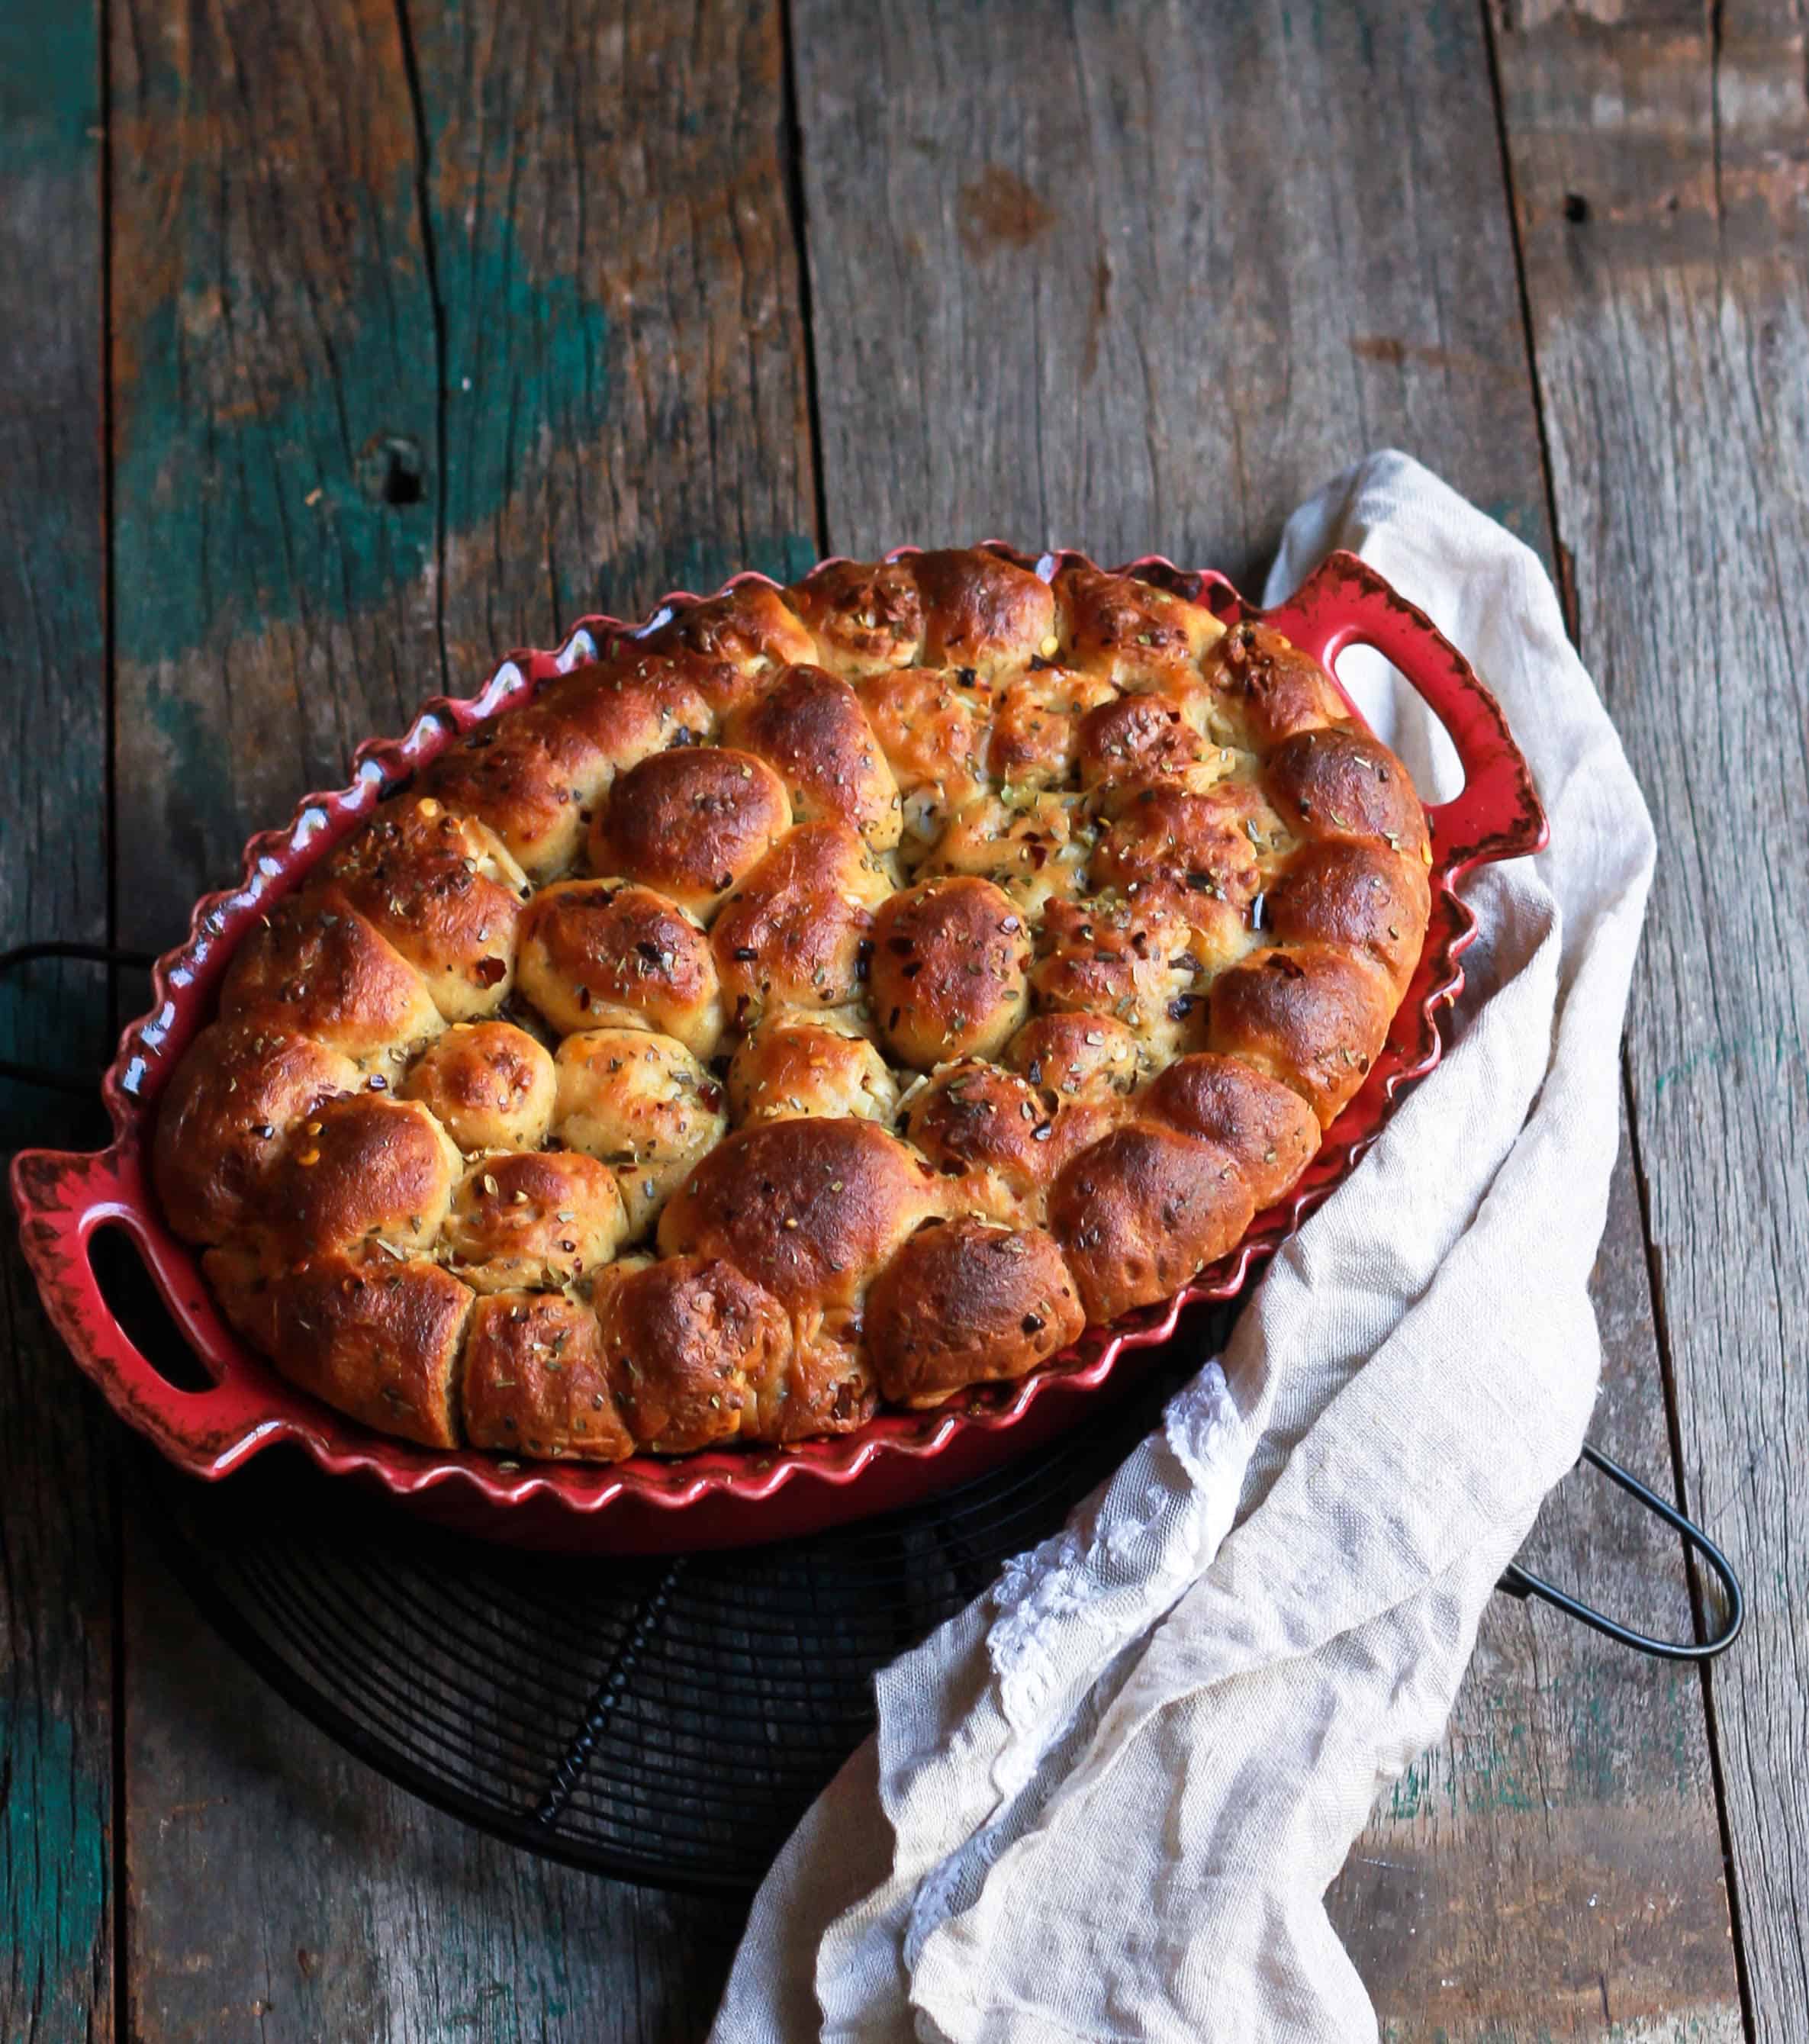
[901,1361,1252,1975]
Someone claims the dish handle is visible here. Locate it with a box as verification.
[9,1144,282,1475]
[1260,549,1549,875]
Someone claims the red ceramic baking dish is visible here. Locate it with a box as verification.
[11,546,1544,1552]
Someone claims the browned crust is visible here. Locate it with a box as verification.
[538,655,713,755]
[900,1059,1055,1195]
[910,548,1056,674]
[855,667,993,830]
[656,1117,942,1317]
[1077,690,1207,789]
[638,582,817,710]
[325,795,526,1019]
[254,1095,461,1267]
[1264,839,1431,993]
[710,820,886,1024]
[1264,723,1430,861]
[420,703,616,880]
[442,1148,627,1292]
[220,888,444,1070]
[867,1217,1085,1405]
[160,546,1435,1468]
[1030,888,1215,1049]
[869,876,1031,1069]
[1200,620,1350,746]
[1048,1120,1254,1323]
[1207,942,1396,1127]
[726,1014,897,1126]
[594,1255,792,1453]
[723,665,902,848]
[463,1290,635,1460]
[1002,1012,1142,1102]
[1139,1052,1322,1210]
[589,745,790,916]
[990,665,1116,788]
[212,1247,475,1450]
[784,558,925,676]
[1052,565,1222,687]
[551,1026,726,1237]
[153,1021,362,1245]
[517,879,722,1053]
[1089,776,1276,906]
[400,1021,556,1153]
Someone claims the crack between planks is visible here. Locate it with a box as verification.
[393,0,450,697]
[779,0,831,556]
[1708,0,1727,230]
[97,3,131,2039]
[1477,0,1566,584]
[1622,1052,1760,2044]
[1485,2,1755,2023]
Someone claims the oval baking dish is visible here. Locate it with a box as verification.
[11,546,1544,1552]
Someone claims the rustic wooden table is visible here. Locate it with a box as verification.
[3,0,1801,2036]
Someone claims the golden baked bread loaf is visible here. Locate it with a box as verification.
[154,547,1432,1461]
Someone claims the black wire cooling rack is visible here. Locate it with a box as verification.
[130,1321,1222,1895]
[13,944,1744,1898]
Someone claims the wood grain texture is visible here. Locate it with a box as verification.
[1493,0,1809,2034]
[123,1543,739,2044]
[0,0,110,1145]
[0,4,117,2041]
[1,1243,116,2044]
[1328,1103,1743,2040]
[790,0,1550,581]
[108,0,810,2035]
[793,0,1739,2032]
[414,0,819,675]
[108,0,443,951]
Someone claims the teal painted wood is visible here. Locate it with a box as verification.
[107,0,822,960]
[107,0,443,953]
[1,1244,115,2044]
[108,2,812,2036]
[0,7,118,2038]
[407,0,820,678]
[0,0,110,1148]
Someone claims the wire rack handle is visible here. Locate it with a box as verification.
[1500,1441,1744,1662]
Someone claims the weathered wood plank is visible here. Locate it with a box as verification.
[1492,0,1809,2035]
[0,5,118,2042]
[108,0,443,953]
[793,0,1548,579]
[1,1251,116,2044]
[0,0,111,1146]
[109,0,810,2034]
[1329,1103,1742,2041]
[792,1,1740,2033]
[416,0,819,672]
[124,1546,740,2044]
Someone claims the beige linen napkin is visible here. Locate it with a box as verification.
[710,451,1656,2042]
